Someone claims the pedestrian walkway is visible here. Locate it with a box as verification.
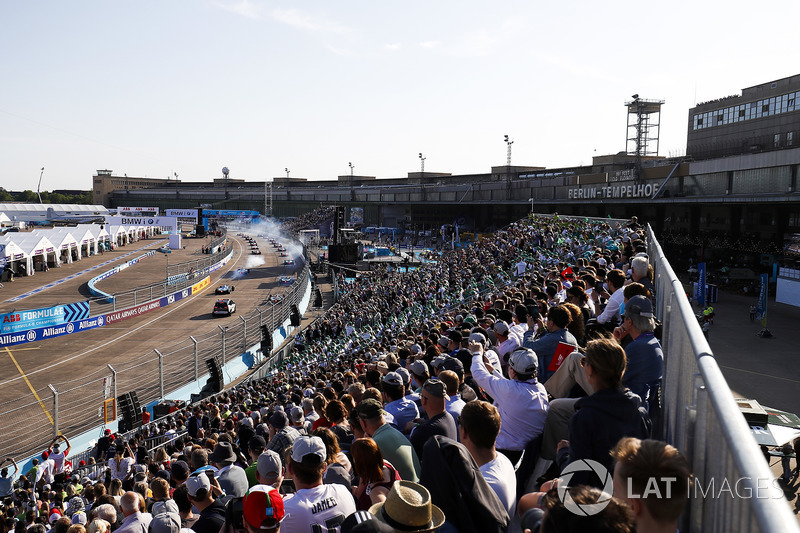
[691,285,800,518]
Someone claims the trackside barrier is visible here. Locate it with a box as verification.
[648,225,798,533]
[1,241,310,463]
[87,250,158,303]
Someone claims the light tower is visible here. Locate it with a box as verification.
[625,95,664,181]
[348,162,354,176]
[418,153,426,173]
[284,168,290,178]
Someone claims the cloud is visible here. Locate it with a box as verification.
[269,8,350,36]
[385,43,402,50]
[215,0,262,20]
[419,41,440,49]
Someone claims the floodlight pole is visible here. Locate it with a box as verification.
[37,167,45,204]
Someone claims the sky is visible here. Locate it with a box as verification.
[2,1,799,192]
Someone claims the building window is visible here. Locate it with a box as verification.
[788,132,794,146]
[774,134,781,148]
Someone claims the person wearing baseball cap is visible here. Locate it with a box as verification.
[185,473,225,533]
[469,343,549,464]
[242,485,284,533]
[409,379,457,461]
[615,294,663,403]
[281,437,356,533]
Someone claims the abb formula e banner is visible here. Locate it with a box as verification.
[0,276,210,347]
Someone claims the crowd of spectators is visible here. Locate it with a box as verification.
[279,207,338,237]
[1,214,692,533]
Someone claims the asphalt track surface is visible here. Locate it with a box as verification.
[0,232,303,459]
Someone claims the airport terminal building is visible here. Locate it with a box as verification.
[100,74,800,265]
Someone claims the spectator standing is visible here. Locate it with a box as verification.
[470,346,548,464]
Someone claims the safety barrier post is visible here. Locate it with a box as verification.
[219,325,227,365]
[190,336,198,382]
[107,364,117,413]
[155,349,164,399]
[240,316,247,348]
[49,385,58,439]
[257,307,263,328]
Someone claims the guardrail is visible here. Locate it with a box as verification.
[648,225,798,532]
[0,233,310,462]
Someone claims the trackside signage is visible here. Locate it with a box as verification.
[104,216,178,232]
[0,275,211,347]
[0,302,90,334]
[166,209,198,220]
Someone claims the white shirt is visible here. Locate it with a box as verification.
[597,286,624,324]
[50,452,67,474]
[108,457,136,481]
[36,459,55,484]
[480,453,517,518]
[470,355,549,451]
[282,483,356,533]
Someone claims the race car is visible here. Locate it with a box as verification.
[278,252,288,257]
[279,276,294,285]
[283,259,295,265]
[251,249,262,255]
[212,298,236,316]
[215,284,235,294]
[270,294,284,302]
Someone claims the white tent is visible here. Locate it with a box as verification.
[33,228,77,265]
[85,224,111,252]
[106,225,129,248]
[73,227,98,257]
[0,238,29,280]
[4,234,54,276]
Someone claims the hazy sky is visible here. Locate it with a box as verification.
[2,1,798,191]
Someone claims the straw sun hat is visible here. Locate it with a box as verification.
[368,480,446,533]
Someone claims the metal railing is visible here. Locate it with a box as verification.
[648,225,798,532]
[0,238,310,462]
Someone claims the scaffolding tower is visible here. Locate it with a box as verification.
[625,95,664,180]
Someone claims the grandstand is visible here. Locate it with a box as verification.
[0,209,796,532]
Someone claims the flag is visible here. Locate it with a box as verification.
[548,342,578,373]
[756,273,768,326]
[695,263,706,307]
[560,266,573,279]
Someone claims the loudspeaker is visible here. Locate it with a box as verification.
[205,358,223,393]
[153,402,172,420]
[328,244,359,263]
[313,288,323,308]
[117,391,142,433]
[290,304,301,327]
[333,206,345,245]
[260,325,273,355]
